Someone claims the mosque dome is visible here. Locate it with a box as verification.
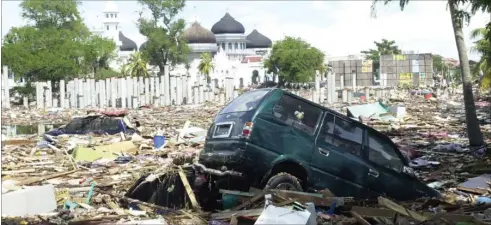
[246,29,272,49]
[183,22,216,44]
[211,13,245,34]
[119,32,137,51]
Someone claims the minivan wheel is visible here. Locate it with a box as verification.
[264,172,303,191]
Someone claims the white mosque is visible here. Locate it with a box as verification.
[92,1,275,88]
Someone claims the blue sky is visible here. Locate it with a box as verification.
[2,1,490,60]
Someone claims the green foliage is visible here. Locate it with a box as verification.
[137,0,190,75]
[263,36,324,83]
[127,51,149,77]
[1,0,116,82]
[82,35,117,75]
[432,54,444,73]
[360,39,401,79]
[470,26,491,90]
[95,68,119,80]
[10,82,35,99]
[197,53,214,83]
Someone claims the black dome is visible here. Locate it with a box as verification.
[183,22,216,44]
[246,29,272,49]
[119,32,137,51]
[211,13,245,34]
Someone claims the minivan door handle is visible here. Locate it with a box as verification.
[368,168,379,178]
[318,147,330,157]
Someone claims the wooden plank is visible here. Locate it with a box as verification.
[178,166,201,211]
[271,189,351,207]
[211,208,264,220]
[350,211,371,225]
[378,197,428,222]
[231,190,266,211]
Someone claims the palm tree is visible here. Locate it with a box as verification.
[197,52,214,84]
[470,27,491,90]
[127,51,149,77]
[120,63,130,77]
[371,0,485,147]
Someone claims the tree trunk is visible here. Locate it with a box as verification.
[448,1,484,147]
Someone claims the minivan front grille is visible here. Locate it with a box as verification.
[212,122,234,138]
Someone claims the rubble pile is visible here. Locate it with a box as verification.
[1,89,490,225]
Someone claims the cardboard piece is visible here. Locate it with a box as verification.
[72,141,137,162]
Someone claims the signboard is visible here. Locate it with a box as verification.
[394,55,406,61]
[399,73,412,84]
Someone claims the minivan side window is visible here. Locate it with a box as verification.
[273,94,321,135]
[367,133,404,172]
[318,113,363,156]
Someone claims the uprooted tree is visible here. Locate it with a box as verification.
[263,36,325,85]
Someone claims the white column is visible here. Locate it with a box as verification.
[176,75,182,105]
[352,72,357,92]
[332,73,338,103]
[160,75,165,106]
[326,72,332,104]
[154,76,160,107]
[314,70,320,103]
[138,77,145,106]
[164,66,170,106]
[126,76,133,108]
[144,77,150,105]
[45,80,52,108]
[170,75,177,105]
[187,75,192,105]
[105,78,111,107]
[110,78,116,107]
[2,66,10,108]
[119,78,126,108]
[59,80,66,108]
[133,77,138,108]
[150,76,155,105]
[36,82,43,109]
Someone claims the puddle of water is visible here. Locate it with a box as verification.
[1,123,63,139]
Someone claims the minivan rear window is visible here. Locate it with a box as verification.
[219,89,270,114]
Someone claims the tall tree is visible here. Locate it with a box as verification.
[82,35,117,76]
[360,39,401,79]
[137,0,190,76]
[1,0,115,82]
[197,53,214,84]
[371,0,485,147]
[263,36,324,85]
[127,51,149,77]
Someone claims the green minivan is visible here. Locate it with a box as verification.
[197,88,440,201]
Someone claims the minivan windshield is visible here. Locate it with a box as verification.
[219,89,270,114]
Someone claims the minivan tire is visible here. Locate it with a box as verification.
[264,172,303,191]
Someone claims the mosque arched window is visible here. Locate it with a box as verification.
[234,43,238,50]
[106,25,109,30]
[228,43,232,50]
[115,14,117,18]
[106,14,109,18]
[221,43,225,50]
